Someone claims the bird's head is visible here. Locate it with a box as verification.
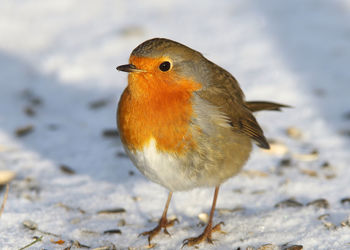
[117,38,210,97]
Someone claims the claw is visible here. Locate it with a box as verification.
[181,222,224,248]
[139,217,179,246]
[212,221,224,232]
[166,218,179,227]
[163,228,171,236]
[207,237,214,244]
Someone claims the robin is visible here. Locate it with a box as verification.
[116,38,288,247]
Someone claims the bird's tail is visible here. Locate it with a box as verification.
[245,101,290,112]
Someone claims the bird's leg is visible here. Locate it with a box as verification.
[182,186,224,247]
[139,192,178,245]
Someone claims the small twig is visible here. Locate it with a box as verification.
[18,236,43,250]
[0,184,9,219]
[37,228,60,237]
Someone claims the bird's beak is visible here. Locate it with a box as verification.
[116,64,145,73]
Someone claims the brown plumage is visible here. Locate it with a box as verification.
[246,101,290,112]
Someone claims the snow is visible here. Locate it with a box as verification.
[0,0,349,249]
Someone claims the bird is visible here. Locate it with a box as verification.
[116,38,288,247]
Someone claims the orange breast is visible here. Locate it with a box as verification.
[117,59,202,154]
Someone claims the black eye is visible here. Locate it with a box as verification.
[159,61,171,72]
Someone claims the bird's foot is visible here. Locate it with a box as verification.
[182,221,224,247]
[139,217,179,245]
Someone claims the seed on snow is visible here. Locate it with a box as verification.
[198,213,209,223]
[23,220,38,230]
[306,199,329,209]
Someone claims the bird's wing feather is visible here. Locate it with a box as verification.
[245,101,290,112]
[196,63,270,149]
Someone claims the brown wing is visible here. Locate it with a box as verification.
[246,101,290,112]
[197,62,270,149]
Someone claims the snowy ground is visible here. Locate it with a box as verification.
[0,0,349,249]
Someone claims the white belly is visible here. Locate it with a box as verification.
[124,138,196,191]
